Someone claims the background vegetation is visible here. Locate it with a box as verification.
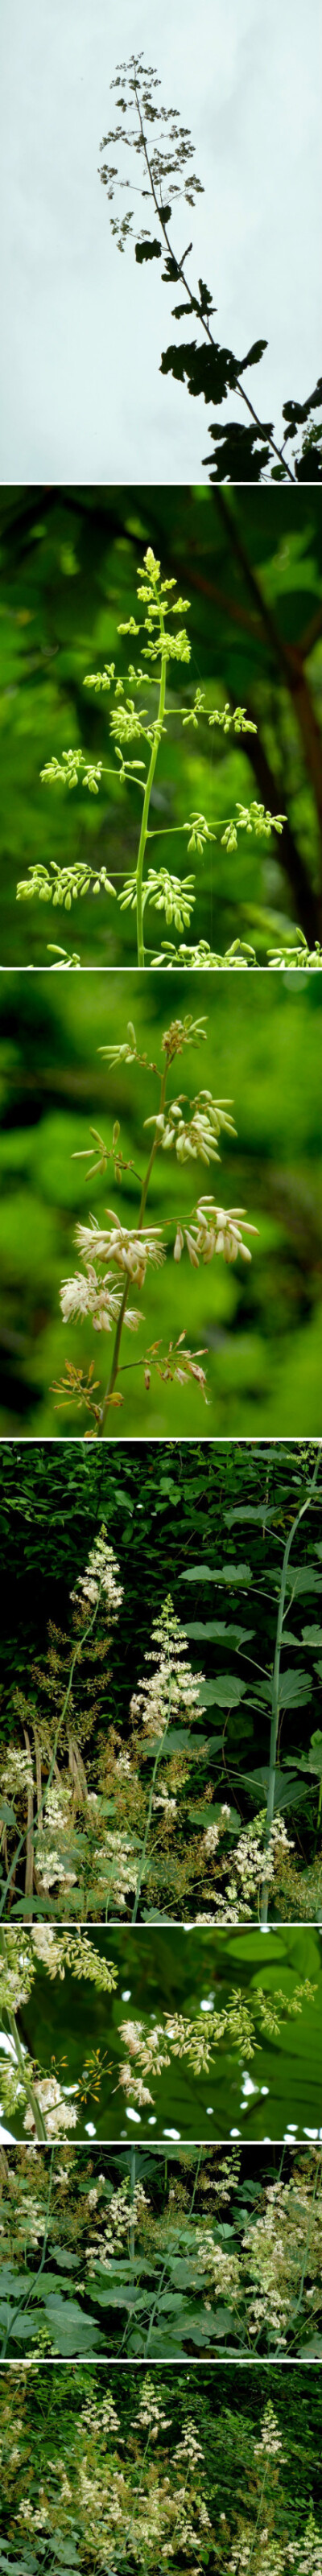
[1,1441,322,1923]
[1,972,322,1435]
[1,484,322,963]
[0,2361,322,2576]
[0,2140,321,2360]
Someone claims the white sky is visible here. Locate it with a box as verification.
[0,0,320,481]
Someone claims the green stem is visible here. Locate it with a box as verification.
[260,1445,322,1925]
[137,2142,205,2365]
[135,605,167,967]
[130,1620,172,1922]
[130,2145,136,2262]
[97,1067,167,1434]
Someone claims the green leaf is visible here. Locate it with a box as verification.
[0,2305,39,2343]
[140,1728,210,1757]
[279,1668,312,1706]
[204,420,273,481]
[224,1506,276,1525]
[135,237,162,262]
[0,2562,38,2574]
[298,2334,322,2356]
[160,335,267,407]
[302,1627,322,1646]
[184,1622,254,1644]
[97,1799,116,1817]
[246,1765,312,1811]
[43,2297,101,2353]
[200,2302,240,2336]
[0,2267,31,2295]
[196,1675,248,1707]
[182,1564,253,1585]
[287,1567,321,1593]
[50,2248,80,2269]
[51,2551,80,2568]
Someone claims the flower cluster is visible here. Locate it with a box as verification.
[71,1529,123,1614]
[130,1597,206,1741]
[174,1197,258,1266]
[117,1980,316,2114]
[144,1089,237,1164]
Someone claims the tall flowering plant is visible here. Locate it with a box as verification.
[99,55,322,489]
[16,546,286,969]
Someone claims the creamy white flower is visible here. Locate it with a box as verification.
[60,1267,122,1327]
[74,1216,165,1280]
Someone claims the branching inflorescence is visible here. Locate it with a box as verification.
[49,1009,258,1430]
[99,56,322,488]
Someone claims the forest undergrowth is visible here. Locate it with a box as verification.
[0,2141,321,2361]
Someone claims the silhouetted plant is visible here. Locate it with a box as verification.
[100,56,322,488]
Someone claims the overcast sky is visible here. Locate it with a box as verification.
[0,0,320,482]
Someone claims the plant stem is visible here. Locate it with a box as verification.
[130,1613,172,1921]
[260,1445,322,1925]
[130,2145,136,2261]
[135,608,167,967]
[97,1065,167,1434]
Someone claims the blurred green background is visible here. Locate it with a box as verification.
[1,483,322,966]
[0,971,322,1436]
